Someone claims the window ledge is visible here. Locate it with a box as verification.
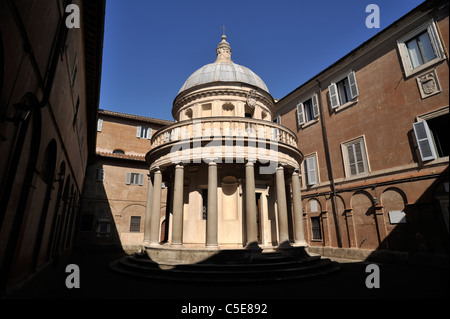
[300,118,319,129]
[334,100,357,113]
[404,57,446,78]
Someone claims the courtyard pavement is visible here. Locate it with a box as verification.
[3,249,449,315]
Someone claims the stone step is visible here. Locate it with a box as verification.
[110,253,340,282]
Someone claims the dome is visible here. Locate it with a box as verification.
[178,35,269,94]
[178,62,269,94]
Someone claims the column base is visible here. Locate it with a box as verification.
[292,240,309,247]
[245,242,262,251]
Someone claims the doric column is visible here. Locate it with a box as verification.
[143,171,154,242]
[245,161,258,246]
[150,167,162,245]
[171,163,184,246]
[276,165,290,245]
[292,169,306,245]
[206,161,218,247]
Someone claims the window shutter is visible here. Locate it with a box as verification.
[95,168,104,181]
[147,128,153,139]
[312,94,320,118]
[297,102,305,125]
[138,173,144,186]
[347,71,359,99]
[427,25,440,57]
[305,156,317,185]
[136,126,142,138]
[276,115,281,124]
[413,121,437,161]
[347,144,357,176]
[126,172,131,185]
[328,83,340,108]
[97,119,103,132]
[354,141,365,174]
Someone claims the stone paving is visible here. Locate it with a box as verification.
[4,249,449,314]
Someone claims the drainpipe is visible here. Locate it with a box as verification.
[316,79,343,248]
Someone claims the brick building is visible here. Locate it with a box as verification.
[0,0,105,294]
[77,110,172,251]
[276,0,449,261]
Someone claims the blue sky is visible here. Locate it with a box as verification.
[99,0,425,121]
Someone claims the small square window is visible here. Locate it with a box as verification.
[136,126,153,139]
[328,71,359,110]
[130,216,141,232]
[126,172,144,185]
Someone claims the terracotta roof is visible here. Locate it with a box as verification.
[97,151,146,162]
[99,109,173,126]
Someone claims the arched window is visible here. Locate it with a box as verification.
[113,149,125,154]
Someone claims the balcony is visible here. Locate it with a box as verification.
[150,117,298,150]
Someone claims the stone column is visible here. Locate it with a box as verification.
[245,161,258,246]
[143,171,154,242]
[171,164,184,246]
[292,169,306,245]
[276,165,290,245]
[150,167,162,245]
[206,161,218,247]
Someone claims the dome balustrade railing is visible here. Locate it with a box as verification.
[150,117,298,150]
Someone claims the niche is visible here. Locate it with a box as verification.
[222,103,235,116]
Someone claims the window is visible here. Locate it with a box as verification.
[304,154,318,186]
[311,217,322,240]
[273,115,281,124]
[297,94,319,126]
[95,168,104,182]
[406,31,436,69]
[97,118,103,132]
[126,172,144,186]
[130,216,141,232]
[136,126,152,139]
[328,71,359,109]
[413,113,449,161]
[113,149,125,154]
[397,20,445,77]
[342,137,370,177]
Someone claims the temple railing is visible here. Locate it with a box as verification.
[150,117,298,150]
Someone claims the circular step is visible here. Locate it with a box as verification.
[109,249,340,282]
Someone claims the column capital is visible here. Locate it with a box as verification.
[151,166,161,174]
[245,161,255,167]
